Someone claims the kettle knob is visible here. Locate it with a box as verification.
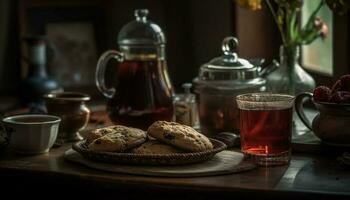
[135,9,149,22]
[222,37,238,56]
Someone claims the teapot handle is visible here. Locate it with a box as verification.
[258,59,279,77]
[95,50,124,99]
[295,92,313,130]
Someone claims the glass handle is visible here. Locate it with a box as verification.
[295,92,313,130]
[95,50,124,99]
[0,122,11,145]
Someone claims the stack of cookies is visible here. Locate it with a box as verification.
[86,121,213,154]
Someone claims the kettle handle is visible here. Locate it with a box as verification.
[295,92,313,130]
[259,59,279,77]
[95,50,124,99]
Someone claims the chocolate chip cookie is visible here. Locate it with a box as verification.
[131,140,183,154]
[85,127,115,145]
[147,121,213,152]
[88,125,147,152]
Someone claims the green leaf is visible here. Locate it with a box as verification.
[302,31,320,45]
[289,10,297,41]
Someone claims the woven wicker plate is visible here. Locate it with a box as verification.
[72,139,227,165]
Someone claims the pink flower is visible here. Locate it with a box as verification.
[320,23,328,39]
[314,17,328,39]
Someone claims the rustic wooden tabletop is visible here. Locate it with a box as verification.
[1,108,349,200]
[0,141,349,200]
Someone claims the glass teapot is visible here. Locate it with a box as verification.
[193,37,270,136]
[95,9,174,130]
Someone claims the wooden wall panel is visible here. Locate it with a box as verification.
[0,0,235,94]
[235,5,280,61]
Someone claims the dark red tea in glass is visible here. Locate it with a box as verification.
[240,108,293,154]
[236,93,294,166]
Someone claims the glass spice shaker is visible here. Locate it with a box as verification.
[174,83,199,127]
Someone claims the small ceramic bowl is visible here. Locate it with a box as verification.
[2,114,61,154]
[44,92,91,142]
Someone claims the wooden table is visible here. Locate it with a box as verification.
[0,142,349,200]
[1,108,350,199]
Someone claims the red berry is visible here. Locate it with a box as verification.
[313,86,331,102]
[329,91,350,104]
[329,92,342,103]
[331,79,342,94]
[340,75,350,92]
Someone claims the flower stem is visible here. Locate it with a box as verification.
[289,9,297,44]
[265,0,286,43]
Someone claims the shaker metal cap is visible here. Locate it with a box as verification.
[118,9,165,46]
[207,37,254,69]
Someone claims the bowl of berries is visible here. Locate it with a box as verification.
[295,75,350,146]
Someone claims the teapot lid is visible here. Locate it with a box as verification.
[118,9,165,46]
[197,36,264,82]
[207,37,254,69]
[194,37,266,90]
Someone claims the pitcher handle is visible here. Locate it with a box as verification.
[95,50,124,98]
[295,92,313,130]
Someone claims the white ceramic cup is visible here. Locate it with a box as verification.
[2,114,61,154]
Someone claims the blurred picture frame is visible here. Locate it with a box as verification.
[19,0,111,93]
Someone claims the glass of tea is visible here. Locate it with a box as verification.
[236,93,295,166]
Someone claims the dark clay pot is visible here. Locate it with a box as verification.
[296,92,350,145]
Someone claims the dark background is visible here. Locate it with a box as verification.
[0,0,349,112]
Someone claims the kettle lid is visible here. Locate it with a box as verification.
[118,9,165,46]
[206,37,254,69]
[197,36,265,82]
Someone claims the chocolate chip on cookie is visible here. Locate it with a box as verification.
[163,132,175,140]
